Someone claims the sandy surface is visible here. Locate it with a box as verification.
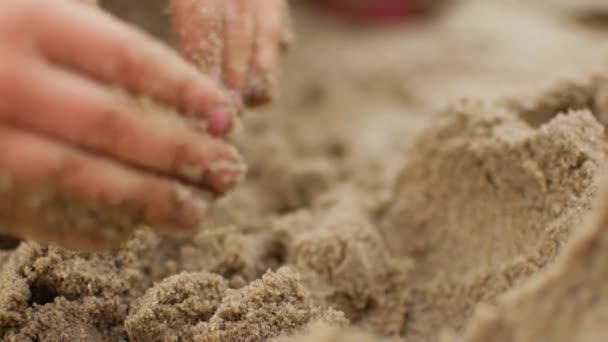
[2,0,608,341]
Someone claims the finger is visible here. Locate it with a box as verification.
[0,58,245,194]
[279,0,295,52]
[243,0,286,106]
[252,0,285,74]
[169,0,225,79]
[222,0,256,94]
[25,0,234,135]
[0,124,210,248]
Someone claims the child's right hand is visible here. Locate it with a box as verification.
[0,0,244,243]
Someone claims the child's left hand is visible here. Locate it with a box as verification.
[169,0,292,107]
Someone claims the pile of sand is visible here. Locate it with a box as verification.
[3,1,608,341]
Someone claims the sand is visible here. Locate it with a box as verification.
[3,0,608,341]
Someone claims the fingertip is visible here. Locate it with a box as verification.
[172,187,210,228]
[206,158,247,194]
[207,108,235,136]
[179,76,239,135]
[201,143,246,194]
[147,184,211,230]
[243,70,276,107]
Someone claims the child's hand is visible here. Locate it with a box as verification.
[0,0,244,243]
[170,0,292,107]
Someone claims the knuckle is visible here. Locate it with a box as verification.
[112,42,147,86]
[95,107,128,148]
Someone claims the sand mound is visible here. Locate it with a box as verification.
[511,76,608,127]
[282,176,608,342]
[448,175,608,342]
[380,104,605,341]
[276,188,411,335]
[382,105,603,277]
[126,268,345,342]
[125,272,228,341]
[0,243,131,341]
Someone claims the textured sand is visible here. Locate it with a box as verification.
[2,0,608,341]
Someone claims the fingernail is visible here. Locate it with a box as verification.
[206,150,247,193]
[209,167,246,194]
[207,108,234,136]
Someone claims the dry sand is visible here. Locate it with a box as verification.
[3,0,608,341]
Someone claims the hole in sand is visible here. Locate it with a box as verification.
[28,281,59,306]
[0,235,20,250]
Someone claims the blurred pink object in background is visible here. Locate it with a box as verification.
[314,0,422,23]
